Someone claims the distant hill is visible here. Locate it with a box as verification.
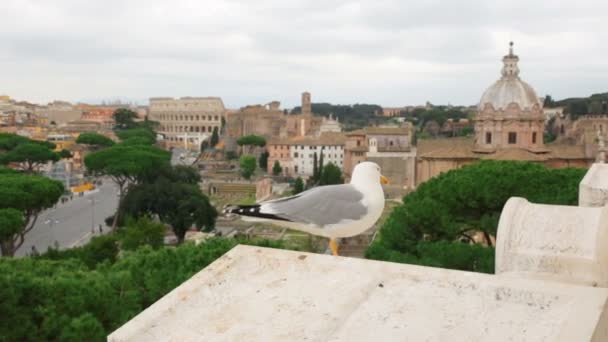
[290,103,385,131]
[547,92,608,118]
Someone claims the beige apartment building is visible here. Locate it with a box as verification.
[267,132,347,178]
[149,97,225,148]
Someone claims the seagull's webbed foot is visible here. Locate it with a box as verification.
[329,238,339,256]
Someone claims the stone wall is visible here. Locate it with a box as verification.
[496,197,608,287]
[580,163,608,207]
[416,158,476,186]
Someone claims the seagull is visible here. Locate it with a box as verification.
[223,161,388,256]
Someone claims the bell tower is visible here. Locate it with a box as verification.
[301,92,311,116]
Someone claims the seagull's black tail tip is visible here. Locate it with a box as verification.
[222,204,292,222]
[222,204,260,215]
[222,204,238,215]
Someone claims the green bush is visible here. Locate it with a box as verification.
[239,155,256,179]
[0,237,289,340]
[118,217,165,251]
[368,160,586,273]
[41,234,119,269]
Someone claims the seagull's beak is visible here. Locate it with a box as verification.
[380,175,390,185]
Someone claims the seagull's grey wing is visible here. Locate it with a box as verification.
[260,184,367,226]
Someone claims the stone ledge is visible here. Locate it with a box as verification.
[579,163,608,207]
[109,245,608,341]
[496,197,608,287]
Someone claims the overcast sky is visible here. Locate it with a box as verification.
[2,0,607,108]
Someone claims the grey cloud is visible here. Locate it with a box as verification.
[1,0,607,107]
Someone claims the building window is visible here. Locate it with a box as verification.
[294,152,299,158]
[508,132,517,144]
[356,140,361,147]
[485,132,492,144]
[389,141,394,146]
[532,132,537,144]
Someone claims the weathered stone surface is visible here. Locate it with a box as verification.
[109,245,608,341]
[579,163,608,207]
[496,197,608,287]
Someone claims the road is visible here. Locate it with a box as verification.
[15,180,119,257]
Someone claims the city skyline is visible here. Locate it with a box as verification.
[2,0,607,108]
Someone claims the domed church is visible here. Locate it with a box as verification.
[416,43,593,185]
[474,42,546,152]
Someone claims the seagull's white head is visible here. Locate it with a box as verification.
[350,161,389,186]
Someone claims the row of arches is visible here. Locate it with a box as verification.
[156,114,220,122]
[160,125,218,133]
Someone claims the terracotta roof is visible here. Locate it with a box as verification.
[364,126,411,135]
[546,144,589,160]
[417,138,477,159]
[345,129,365,136]
[349,146,368,152]
[480,148,548,161]
[418,138,592,162]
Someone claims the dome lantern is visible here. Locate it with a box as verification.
[501,41,520,78]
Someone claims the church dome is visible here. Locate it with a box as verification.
[478,43,541,111]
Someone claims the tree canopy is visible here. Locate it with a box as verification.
[2,143,60,172]
[210,127,219,148]
[122,166,217,243]
[239,155,256,179]
[272,160,282,176]
[554,92,608,117]
[293,177,305,194]
[236,135,266,147]
[75,132,115,148]
[319,162,343,185]
[411,107,470,128]
[0,238,242,340]
[85,144,170,185]
[118,217,165,251]
[116,128,156,145]
[0,133,55,152]
[290,103,383,130]
[113,108,139,129]
[0,134,64,173]
[84,144,170,230]
[0,172,64,256]
[366,160,587,273]
[259,151,269,170]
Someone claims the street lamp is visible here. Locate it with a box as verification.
[91,195,95,231]
[88,195,96,233]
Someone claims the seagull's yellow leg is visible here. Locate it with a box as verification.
[329,238,339,256]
